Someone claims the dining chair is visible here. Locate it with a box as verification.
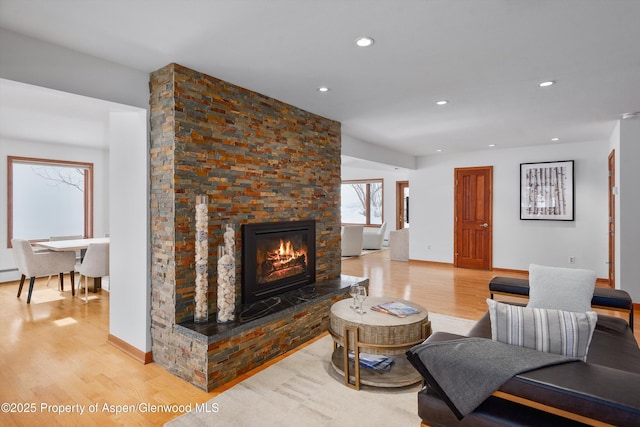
[77,242,109,303]
[11,238,76,304]
[46,235,83,289]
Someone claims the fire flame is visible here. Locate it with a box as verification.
[277,239,299,260]
[261,239,306,264]
[258,238,308,283]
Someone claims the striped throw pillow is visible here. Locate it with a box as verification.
[487,299,597,361]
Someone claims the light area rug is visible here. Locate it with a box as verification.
[341,247,388,260]
[166,313,475,427]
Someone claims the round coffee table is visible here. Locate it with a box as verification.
[328,296,431,389]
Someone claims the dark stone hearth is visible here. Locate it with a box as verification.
[174,275,367,391]
[177,275,365,343]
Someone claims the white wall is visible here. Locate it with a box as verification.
[0,29,151,352]
[341,165,409,241]
[109,111,150,352]
[410,140,610,278]
[0,139,109,281]
[614,118,640,300]
[342,134,416,170]
[0,28,149,109]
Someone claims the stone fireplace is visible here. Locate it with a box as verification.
[242,220,316,304]
[149,63,364,391]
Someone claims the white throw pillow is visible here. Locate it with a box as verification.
[487,299,597,361]
[527,264,596,313]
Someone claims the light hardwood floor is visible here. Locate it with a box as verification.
[1,250,638,426]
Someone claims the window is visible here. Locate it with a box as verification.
[8,156,93,245]
[341,179,383,225]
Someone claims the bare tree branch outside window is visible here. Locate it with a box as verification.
[31,166,85,192]
[341,179,384,225]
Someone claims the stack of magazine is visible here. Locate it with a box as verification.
[371,301,421,318]
[348,352,394,370]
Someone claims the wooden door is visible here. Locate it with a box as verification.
[608,150,616,288]
[454,167,493,270]
[396,181,409,230]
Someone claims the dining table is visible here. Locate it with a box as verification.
[36,237,110,292]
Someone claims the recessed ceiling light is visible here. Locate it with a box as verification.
[488,144,496,147]
[355,37,374,47]
[436,100,448,106]
[317,86,330,93]
[538,80,555,87]
[436,149,443,152]
[551,137,560,141]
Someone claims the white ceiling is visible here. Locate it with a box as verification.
[0,0,639,157]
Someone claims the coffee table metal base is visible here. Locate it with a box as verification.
[330,345,424,388]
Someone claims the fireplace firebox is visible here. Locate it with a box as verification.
[241,220,316,304]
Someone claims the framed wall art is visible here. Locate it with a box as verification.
[520,160,574,221]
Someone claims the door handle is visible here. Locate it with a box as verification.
[481,223,489,228]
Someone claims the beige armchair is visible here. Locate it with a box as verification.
[78,242,109,303]
[363,222,387,250]
[11,238,76,303]
[341,225,364,257]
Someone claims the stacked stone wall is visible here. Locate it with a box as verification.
[149,63,342,390]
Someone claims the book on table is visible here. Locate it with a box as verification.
[371,301,421,317]
[348,352,394,370]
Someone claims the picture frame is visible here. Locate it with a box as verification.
[520,160,574,221]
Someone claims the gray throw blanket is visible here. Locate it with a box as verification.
[407,337,578,419]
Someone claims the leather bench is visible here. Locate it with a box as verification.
[489,276,634,330]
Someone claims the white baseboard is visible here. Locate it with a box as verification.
[0,269,20,283]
